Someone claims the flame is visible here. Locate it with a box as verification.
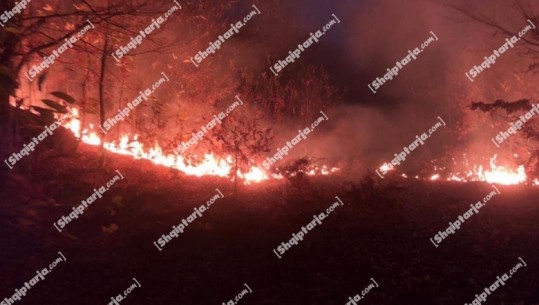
[447,174,464,182]
[238,167,269,184]
[51,108,538,186]
[379,163,393,173]
[480,155,526,185]
[438,155,528,185]
[103,134,235,177]
[63,108,81,137]
[381,153,533,186]
[58,109,338,184]
[307,165,338,176]
[81,125,101,146]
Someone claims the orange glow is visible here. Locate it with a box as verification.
[59,108,338,184]
[239,167,269,184]
[381,154,533,186]
[53,108,538,186]
[431,155,528,185]
[379,163,393,173]
[465,155,526,185]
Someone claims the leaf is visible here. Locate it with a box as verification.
[38,73,47,91]
[31,106,55,123]
[41,99,67,113]
[79,98,99,114]
[3,26,19,34]
[60,231,79,241]
[0,64,17,81]
[112,195,123,206]
[101,224,119,235]
[16,98,24,108]
[50,91,75,104]
[64,22,75,31]
[31,105,54,114]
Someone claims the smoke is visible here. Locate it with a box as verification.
[26,0,539,175]
[275,0,539,174]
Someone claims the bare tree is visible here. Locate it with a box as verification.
[446,0,539,177]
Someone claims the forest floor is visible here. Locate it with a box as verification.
[1,138,538,305]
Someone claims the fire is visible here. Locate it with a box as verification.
[379,163,393,173]
[57,108,338,184]
[39,107,539,186]
[447,174,464,182]
[103,134,235,177]
[480,155,526,185]
[439,155,528,185]
[307,165,338,176]
[81,125,101,146]
[381,154,534,186]
[238,167,269,184]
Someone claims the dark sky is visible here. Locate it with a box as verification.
[266,0,539,171]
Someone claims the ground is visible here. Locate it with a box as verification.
[0,144,538,305]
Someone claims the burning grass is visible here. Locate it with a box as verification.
[1,141,538,304]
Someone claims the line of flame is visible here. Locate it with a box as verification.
[62,109,337,184]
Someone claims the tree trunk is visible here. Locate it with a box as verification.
[98,25,109,165]
[0,0,21,177]
[234,148,238,195]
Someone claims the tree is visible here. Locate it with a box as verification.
[208,111,274,191]
[446,0,539,178]
[0,0,174,129]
